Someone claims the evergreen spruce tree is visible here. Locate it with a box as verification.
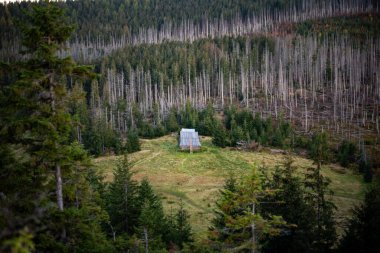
[165,107,179,132]
[230,119,245,146]
[125,130,141,153]
[1,2,112,252]
[173,200,193,248]
[37,144,113,252]
[67,80,89,144]
[136,179,167,251]
[82,119,104,156]
[358,146,373,183]
[181,99,198,128]
[338,180,380,253]
[362,161,373,183]
[106,154,139,236]
[305,133,337,252]
[260,157,316,253]
[131,103,143,129]
[199,102,215,136]
[271,129,284,148]
[212,120,228,148]
[309,132,330,165]
[209,169,285,252]
[337,140,357,168]
[13,0,93,212]
[209,176,239,248]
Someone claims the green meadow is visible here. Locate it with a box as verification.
[94,135,365,240]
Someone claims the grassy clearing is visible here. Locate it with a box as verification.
[94,135,365,240]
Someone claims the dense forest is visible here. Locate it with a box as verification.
[0,0,378,61]
[93,35,379,133]
[1,0,380,252]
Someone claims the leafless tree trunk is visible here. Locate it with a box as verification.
[55,164,64,211]
[144,227,149,253]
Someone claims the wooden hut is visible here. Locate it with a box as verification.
[179,128,201,151]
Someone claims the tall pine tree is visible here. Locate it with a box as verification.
[260,157,316,253]
[306,133,337,252]
[0,2,111,252]
[106,154,139,236]
[338,180,380,253]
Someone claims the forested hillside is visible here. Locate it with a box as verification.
[1,0,380,252]
[1,1,378,126]
[1,0,379,166]
[0,0,378,60]
[95,35,379,133]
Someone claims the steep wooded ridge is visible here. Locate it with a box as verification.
[0,0,378,60]
[96,35,379,135]
[1,1,380,252]
[1,0,379,145]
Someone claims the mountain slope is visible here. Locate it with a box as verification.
[94,135,365,238]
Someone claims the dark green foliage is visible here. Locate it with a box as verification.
[361,159,373,183]
[0,143,43,252]
[309,132,330,165]
[127,104,167,139]
[82,126,103,156]
[68,81,90,143]
[302,134,371,183]
[229,120,245,146]
[296,13,380,39]
[0,0,302,45]
[293,135,309,149]
[271,116,292,148]
[209,170,285,252]
[36,143,113,253]
[271,130,284,147]
[36,206,113,253]
[209,174,248,251]
[337,140,357,167]
[225,107,249,145]
[137,121,166,139]
[212,120,228,148]
[125,131,141,154]
[86,167,107,204]
[304,165,337,252]
[165,107,180,132]
[105,161,193,251]
[337,181,380,253]
[209,176,239,244]
[69,81,122,157]
[198,103,216,136]
[97,35,273,90]
[154,123,166,137]
[4,0,366,47]
[121,101,293,151]
[136,179,168,250]
[180,100,199,129]
[106,155,139,235]
[1,1,374,252]
[166,201,193,249]
[0,2,113,252]
[139,121,155,138]
[172,200,193,248]
[259,157,337,253]
[358,147,374,183]
[260,158,316,253]
[222,107,293,148]
[131,103,143,129]
[82,121,122,156]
